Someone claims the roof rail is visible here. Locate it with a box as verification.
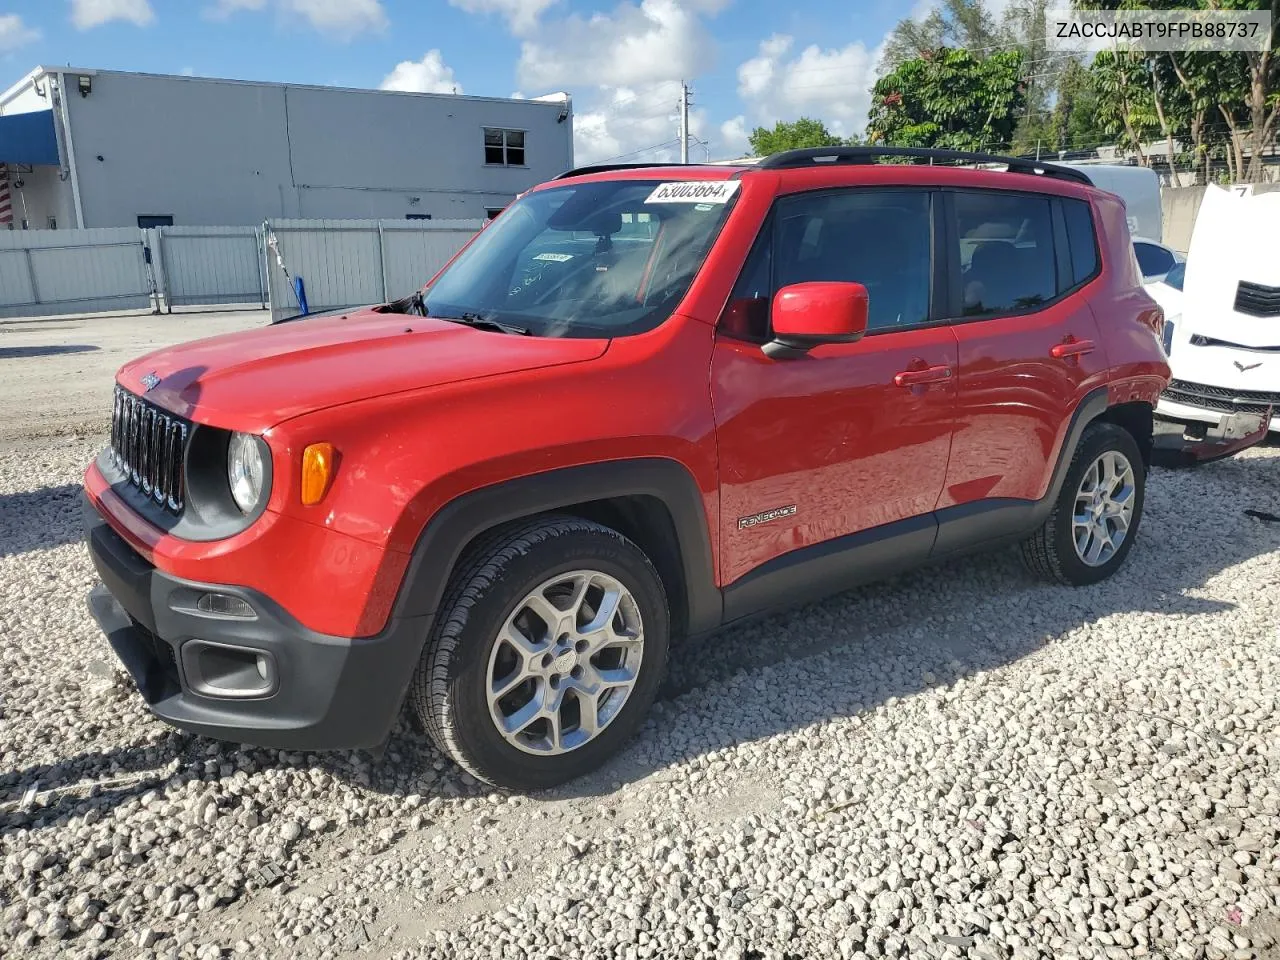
[554,161,702,180]
[756,146,1094,186]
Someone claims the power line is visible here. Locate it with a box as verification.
[595,139,681,164]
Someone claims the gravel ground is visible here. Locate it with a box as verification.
[0,310,264,441]
[2,353,1279,959]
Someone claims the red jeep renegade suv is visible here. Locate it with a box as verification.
[85,148,1173,790]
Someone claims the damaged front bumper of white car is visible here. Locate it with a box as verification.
[1153,388,1273,467]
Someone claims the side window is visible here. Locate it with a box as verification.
[1062,199,1099,286]
[775,189,932,331]
[1134,241,1175,279]
[954,192,1056,316]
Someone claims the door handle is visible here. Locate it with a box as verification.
[893,365,953,388]
[1050,338,1096,359]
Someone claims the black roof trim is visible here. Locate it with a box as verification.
[553,162,716,180]
[755,146,1093,186]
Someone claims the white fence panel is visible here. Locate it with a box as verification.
[0,228,152,319]
[264,218,480,324]
[379,221,480,301]
[157,226,266,308]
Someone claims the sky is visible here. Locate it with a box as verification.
[0,0,937,164]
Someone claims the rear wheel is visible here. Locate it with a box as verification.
[410,517,669,791]
[1021,422,1146,586]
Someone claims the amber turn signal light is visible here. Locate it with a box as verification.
[300,443,336,505]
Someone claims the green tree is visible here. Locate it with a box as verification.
[882,0,1007,68]
[1005,0,1063,155]
[1218,0,1278,182]
[1089,49,1159,162]
[1049,57,1108,154]
[866,48,1027,151]
[1076,0,1278,183]
[747,117,847,156]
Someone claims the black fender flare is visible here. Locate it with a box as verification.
[387,458,723,637]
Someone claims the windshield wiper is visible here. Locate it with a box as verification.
[438,312,530,336]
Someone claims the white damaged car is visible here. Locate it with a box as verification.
[1148,185,1278,464]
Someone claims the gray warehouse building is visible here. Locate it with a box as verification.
[0,66,574,230]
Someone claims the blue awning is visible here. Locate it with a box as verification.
[0,110,60,165]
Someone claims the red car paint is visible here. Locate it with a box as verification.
[85,160,1171,643]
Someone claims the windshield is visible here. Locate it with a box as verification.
[423,179,739,338]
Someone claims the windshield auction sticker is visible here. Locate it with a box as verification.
[645,181,742,205]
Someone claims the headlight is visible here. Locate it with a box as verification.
[227,432,267,514]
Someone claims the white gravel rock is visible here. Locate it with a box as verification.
[3,417,1280,960]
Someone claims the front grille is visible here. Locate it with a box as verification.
[1163,378,1280,417]
[110,386,190,513]
[1235,281,1280,318]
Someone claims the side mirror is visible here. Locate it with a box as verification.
[763,282,869,359]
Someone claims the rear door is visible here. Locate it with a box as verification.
[936,189,1111,548]
[711,187,959,592]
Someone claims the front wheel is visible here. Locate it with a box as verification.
[1021,421,1146,586]
[410,517,670,791]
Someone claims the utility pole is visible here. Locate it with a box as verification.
[679,81,690,164]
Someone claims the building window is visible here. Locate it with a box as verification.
[137,215,174,229]
[47,216,57,230]
[406,213,433,220]
[485,207,505,220]
[484,128,526,166]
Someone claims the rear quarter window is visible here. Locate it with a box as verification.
[1062,199,1099,286]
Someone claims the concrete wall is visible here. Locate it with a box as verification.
[58,71,573,228]
[1161,183,1280,254]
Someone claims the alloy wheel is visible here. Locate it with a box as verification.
[485,570,645,756]
[1072,450,1136,567]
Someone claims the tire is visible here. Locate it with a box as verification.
[409,516,670,791]
[1020,421,1146,586]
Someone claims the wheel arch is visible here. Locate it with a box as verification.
[387,458,723,641]
[1096,400,1155,470]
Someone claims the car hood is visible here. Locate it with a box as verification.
[1182,186,1280,348]
[118,307,609,432]
[1143,280,1183,318]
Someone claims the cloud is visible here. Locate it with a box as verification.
[719,115,749,157]
[283,0,387,33]
[205,0,267,18]
[205,0,388,35]
[70,0,155,30]
[734,33,882,140]
[380,51,462,95]
[505,0,721,163]
[571,82,715,165]
[0,13,41,51]
[517,0,712,91]
[447,0,556,35]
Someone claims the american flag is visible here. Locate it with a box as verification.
[0,164,12,228]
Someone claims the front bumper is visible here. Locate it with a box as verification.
[1152,408,1273,467]
[84,496,432,750]
[1157,395,1280,434]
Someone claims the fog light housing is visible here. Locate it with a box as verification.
[181,640,277,699]
[194,592,256,619]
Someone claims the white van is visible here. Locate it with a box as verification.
[1063,163,1184,282]
[1063,163,1164,242]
